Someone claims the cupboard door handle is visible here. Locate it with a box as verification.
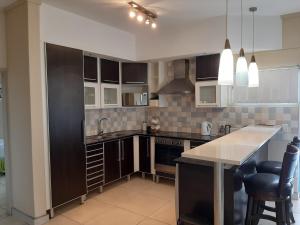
[103,79,118,83]
[146,138,150,158]
[82,120,86,145]
[124,81,145,84]
[122,141,125,160]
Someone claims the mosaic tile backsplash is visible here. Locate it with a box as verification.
[85,95,299,137]
[85,108,147,136]
[147,95,299,135]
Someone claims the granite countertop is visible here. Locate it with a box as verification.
[181,125,282,165]
[86,130,219,145]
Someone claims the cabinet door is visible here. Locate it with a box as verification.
[84,55,98,82]
[46,43,86,207]
[104,140,121,184]
[101,59,120,84]
[121,137,134,177]
[122,63,148,84]
[196,54,220,81]
[139,136,151,173]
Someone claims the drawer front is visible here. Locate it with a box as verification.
[86,142,103,151]
[86,142,104,193]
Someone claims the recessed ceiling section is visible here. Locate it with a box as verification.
[42,0,300,33]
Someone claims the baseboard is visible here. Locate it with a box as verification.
[11,208,49,225]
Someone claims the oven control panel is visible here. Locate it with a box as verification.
[155,137,183,146]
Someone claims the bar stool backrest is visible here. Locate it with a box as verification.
[279,144,299,198]
[291,136,300,148]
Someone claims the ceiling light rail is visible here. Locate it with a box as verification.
[128,1,158,29]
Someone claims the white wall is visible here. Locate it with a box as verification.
[40,4,136,61]
[136,15,282,61]
[0,10,6,69]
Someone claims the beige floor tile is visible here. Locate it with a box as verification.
[85,207,144,225]
[138,218,169,225]
[95,185,137,206]
[45,215,80,225]
[115,192,169,217]
[60,198,114,224]
[150,201,176,225]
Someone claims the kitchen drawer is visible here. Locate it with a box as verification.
[87,148,103,158]
[87,153,103,163]
[87,181,104,192]
[87,164,103,175]
[87,170,103,180]
[87,175,104,187]
[86,142,103,151]
[87,159,103,168]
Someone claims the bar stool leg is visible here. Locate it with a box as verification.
[246,196,254,225]
[289,198,295,224]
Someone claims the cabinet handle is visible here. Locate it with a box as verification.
[117,141,121,162]
[82,120,86,145]
[146,138,150,158]
[124,81,145,84]
[103,79,118,83]
[122,141,125,160]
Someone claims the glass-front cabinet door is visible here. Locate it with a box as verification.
[195,81,228,107]
[101,83,121,108]
[84,82,100,109]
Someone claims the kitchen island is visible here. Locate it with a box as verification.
[176,125,281,225]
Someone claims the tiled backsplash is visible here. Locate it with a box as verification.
[146,95,299,135]
[85,108,147,136]
[85,95,299,137]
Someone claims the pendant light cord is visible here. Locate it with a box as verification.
[226,0,228,38]
[240,0,243,48]
[252,10,255,55]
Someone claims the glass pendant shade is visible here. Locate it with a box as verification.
[218,39,234,86]
[248,55,259,87]
[235,48,248,86]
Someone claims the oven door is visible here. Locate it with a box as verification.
[155,143,183,175]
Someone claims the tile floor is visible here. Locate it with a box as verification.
[1,175,300,225]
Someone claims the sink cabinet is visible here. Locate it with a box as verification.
[104,140,121,184]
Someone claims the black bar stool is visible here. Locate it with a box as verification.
[244,144,299,225]
[256,137,300,175]
[256,136,300,223]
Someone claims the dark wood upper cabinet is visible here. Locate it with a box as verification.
[139,136,151,173]
[104,140,121,184]
[196,54,220,81]
[84,55,98,82]
[122,63,148,84]
[121,137,134,177]
[101,59,120,84]
[46,43,86,208]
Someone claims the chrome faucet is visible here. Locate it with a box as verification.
[97,117,108,136]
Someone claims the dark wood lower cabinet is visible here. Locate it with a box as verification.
[139,136,151,173]
[104,140,121,184]
[46,43,86,208]
[121,137,134,177]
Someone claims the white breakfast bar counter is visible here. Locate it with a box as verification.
[176,125,281,225]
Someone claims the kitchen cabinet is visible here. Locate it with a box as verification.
[195,81,228,107]
[101,83,121,108]
[101,59,120,84]
[46,43,86,208]
[104,140,121,184]
[84,82,100,109]
[121,137,134,177]
[196,54,220,81]
[122,63,148,84]
[86,142,104,193]
[84,55,98,82]
[139,136,151,173]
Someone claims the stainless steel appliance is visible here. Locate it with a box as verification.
[155,137,184,180]
[122,92,148,106]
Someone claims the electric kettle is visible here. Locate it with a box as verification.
[201,121,212,136]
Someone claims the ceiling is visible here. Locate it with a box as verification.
[2,0,300,32]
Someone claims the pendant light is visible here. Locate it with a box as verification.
[218,0,234,86]
[248,7,259,87]
[235,0,248,86]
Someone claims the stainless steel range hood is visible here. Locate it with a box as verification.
[158,59,194,95]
